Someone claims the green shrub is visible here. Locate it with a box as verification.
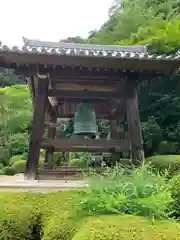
[39,156,44,168]
[0,192,40,240]
[9,155,24,165]
[169,174,180,218]
[69,152,91,168]
[70,158,90,168]
[8,133,29,156]
[79,165,171,219]
[41,191,83,240]
[0,146,9,166]
[146,155,180,175]
[70,158,82,167]
[0,191,179,239]
[157,141,178,155]
[0,169,4,175]
[73,215,180,240]
[12,160,26,173]
[0,191,82,240]
[0,163,4,169]
[3,166,16,175]
[53,152,64,166]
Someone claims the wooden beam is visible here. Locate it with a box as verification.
[39,138,130,152]
[13,64,166,78]
[47,100,58,117]
[111,100,126,119]
[125,78,144,164]
[25,74,49,180]
[54,82,118,92]
[48,89,121,99]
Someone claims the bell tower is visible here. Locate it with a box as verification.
[0,37,178,180]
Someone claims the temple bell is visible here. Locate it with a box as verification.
[74,101,97,138]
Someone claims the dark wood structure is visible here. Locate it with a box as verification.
[0,37,180,180]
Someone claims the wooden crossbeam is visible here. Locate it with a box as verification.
[39,138,130,152]
[48,89,121,100]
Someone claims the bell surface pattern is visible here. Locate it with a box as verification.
[74,102,97,136]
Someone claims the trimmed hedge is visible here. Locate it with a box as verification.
[0,192,40,240]
[73,215,180,240]
[0,189,180,239]
[145,155,180,175]
[12,159,26,173]
[41,191,83,240]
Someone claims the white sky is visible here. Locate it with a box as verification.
[0,0,113,46]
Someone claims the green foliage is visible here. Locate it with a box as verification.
[0,188,179,239]
[73,215,180,240]
[169,174,180,218]
[0,191,81,240]
[157,141,178,155]
[42,191,82,240]
[0,192,40,240]
[121,17,180,54]
[8,133,29,156]
[12,160,26,173]
[145,155,180,175]
[142,117,163,156]
[79,165,171,219]
[9,155,24,165]
[0,146,9,166]
[0,71,23,87]
[3,166,16,176]
[39,156,45,168]
[53,152,64,166]
[69,152,91,168]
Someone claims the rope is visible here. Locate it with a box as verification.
[37,72,49,79]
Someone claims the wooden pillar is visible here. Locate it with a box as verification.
[44,114,57,169]
[110,120,120,165]
[25,74,49,180]
[125,78,144,164]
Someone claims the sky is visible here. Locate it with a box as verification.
[0,0,113,46]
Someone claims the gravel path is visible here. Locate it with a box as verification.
[0,174,88,192]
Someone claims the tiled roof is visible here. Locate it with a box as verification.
[0,37,179,61]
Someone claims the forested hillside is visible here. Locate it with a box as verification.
[0,0,180,167]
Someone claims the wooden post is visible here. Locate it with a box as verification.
[110,120,120,165]
[44,114,57,169]
[25,74,49,180]
[125,78,144,164]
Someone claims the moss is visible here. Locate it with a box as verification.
[73,215,180,240]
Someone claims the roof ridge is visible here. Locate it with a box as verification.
[22,37,147,53]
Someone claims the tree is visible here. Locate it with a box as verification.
[0,85,32,147]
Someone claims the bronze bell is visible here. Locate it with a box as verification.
[74,101,97,138]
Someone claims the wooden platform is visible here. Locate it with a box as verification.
[37,167,84,180]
